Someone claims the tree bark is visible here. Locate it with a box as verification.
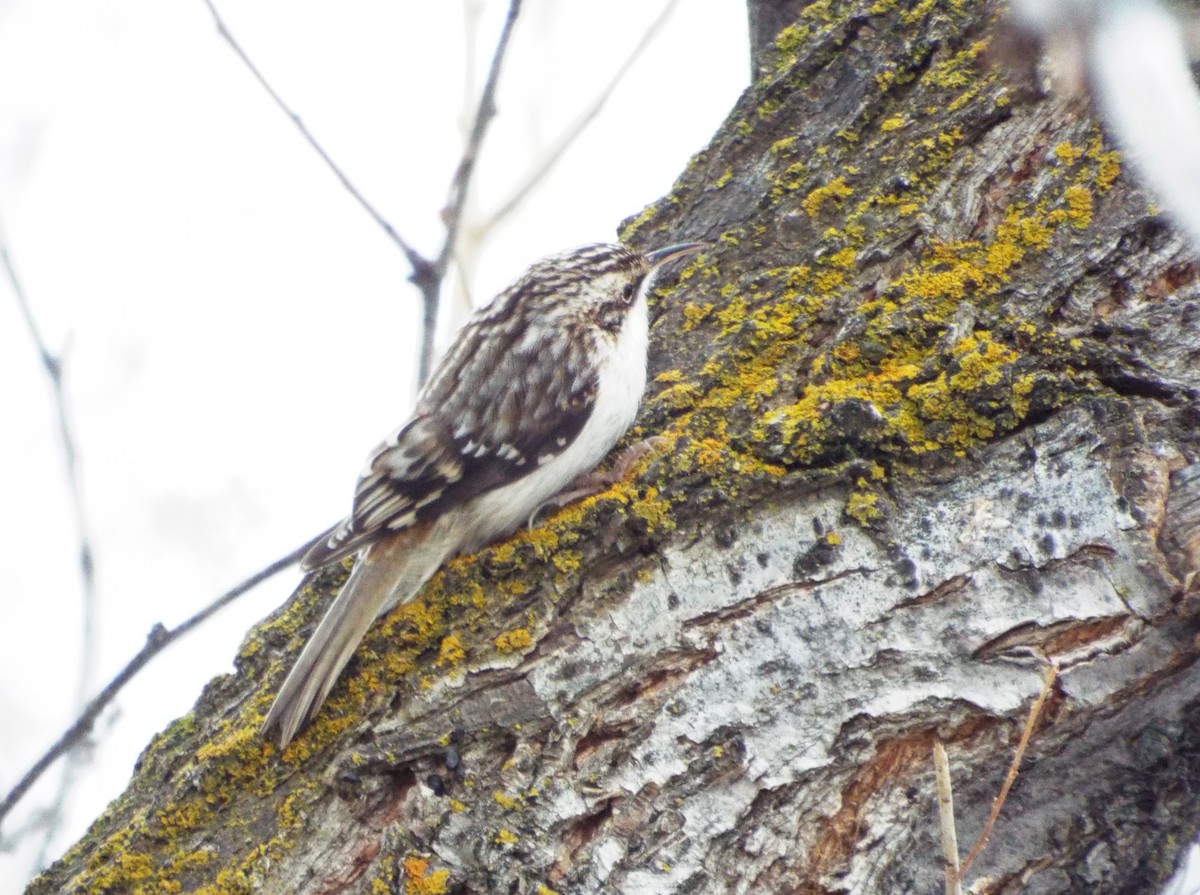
[746,0,809,76]
[29,0,1200,893]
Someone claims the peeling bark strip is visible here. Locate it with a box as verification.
[28,0,1200,893]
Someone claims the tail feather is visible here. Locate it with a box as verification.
[262,525,450,748]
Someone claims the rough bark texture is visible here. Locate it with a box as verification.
[28,1,1200,893]
[747,0,811,75]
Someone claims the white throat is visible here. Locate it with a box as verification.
[450,290,649,551]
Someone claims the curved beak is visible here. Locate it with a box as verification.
[645,241,709,270]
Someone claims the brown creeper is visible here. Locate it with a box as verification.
[262,241,706,747]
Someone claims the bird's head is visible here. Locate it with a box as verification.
[488,241,706,333]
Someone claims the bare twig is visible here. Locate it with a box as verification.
[933,740,964,895]
[435,0,522,279]
[448,0,677,331]
[418,0,523,384]
[201,0,523,387]
[483,0,681,233]
[957,661,1059,883]
[0,537,315,829]
[444,0,490,329]
[2,233,99,859]
[198,0,430,279]
[459,0,487,135]
[2,241,97,703]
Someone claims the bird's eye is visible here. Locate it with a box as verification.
[621,283,635,301]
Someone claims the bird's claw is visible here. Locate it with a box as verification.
[526,436,669,529]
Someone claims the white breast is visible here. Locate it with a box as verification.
[453,291,650,550]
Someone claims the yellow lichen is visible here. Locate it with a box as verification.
[493,791,521,810]
[773,23,812,72]
[630,487,674,531]
[652,382,703,410]
[436,634,465,667]
[1088,134,1121,191]
[1054,141,1082,165]
[520,526,561,557]
[682,302,714,331]
[924,39,988,90]
[757,97,783,119]
[1062,184,1093,229]
[551,550,583,573]
[494,629,533,654]
[771,136,800,155]
[846,490,881,525]
[403,857,450,895]
[828,246,858,269]
[803,177,853,217]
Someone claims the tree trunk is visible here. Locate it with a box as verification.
[29,1,1200,893]
[746,0,810,76]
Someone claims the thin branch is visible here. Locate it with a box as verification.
[460,0,487,132]
[443,0,490,334]
[198,0,431,280]
[2,240,97,702]
[0,537,315,830]
[2,233,99,860]
[483,0,681,234]
[200,0,522,388]
[435,0,523,278]
[956,661,1058,883]
[31,755,82,868]
[933,740,964,895]
[419,0,523,385]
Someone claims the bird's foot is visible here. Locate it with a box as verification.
[527,436,669,528]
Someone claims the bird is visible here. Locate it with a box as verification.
[262,240,706,747]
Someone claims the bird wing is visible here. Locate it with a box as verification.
[301,312,598,571]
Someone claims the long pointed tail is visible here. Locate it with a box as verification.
[261,526,451,748]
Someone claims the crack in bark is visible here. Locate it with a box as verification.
[973,614,1142,668]
[895,573,973,609]
[680,567,873,633]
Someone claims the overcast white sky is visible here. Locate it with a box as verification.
[0,0,747,887]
